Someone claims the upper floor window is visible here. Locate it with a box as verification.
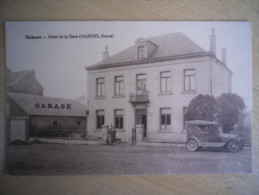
[136,74,146,92]
[96,78,104,97]
[114,109,124,130]
[137,46,145,59]
[160,71,171,93]
[96,110,104,129]
[115,76,124,96]
[160,108,171,130]
[184,69,196,92]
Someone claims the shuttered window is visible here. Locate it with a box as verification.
[160,108,171,130]
[115,109,123,129]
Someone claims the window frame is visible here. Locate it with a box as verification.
[160,108,171,130]
[136,73,146,92]
[160,71,171,93]
[114,109,124,130]
[96,78,105,97]
[137,46,145,59]
[184,69,196,92]
[114,76,124,97]
[183,107,188,129]
[96,110,105,129]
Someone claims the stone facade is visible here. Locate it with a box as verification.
[29,115,86,138]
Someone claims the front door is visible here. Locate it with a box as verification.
[135,109,147,138]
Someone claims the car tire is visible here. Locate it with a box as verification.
[186,139,198,152]
[227,139,240,152]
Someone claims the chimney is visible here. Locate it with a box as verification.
[102,45,109,60]
[210,28,216,56]
[221,48,227,65]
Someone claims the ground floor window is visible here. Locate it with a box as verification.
[160,108,171,130]
[115,109,123,130]
[96,110,104,129]
[183,107,188,129]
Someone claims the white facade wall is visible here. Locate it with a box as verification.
[86,55,229,143]
[211,59,232,96]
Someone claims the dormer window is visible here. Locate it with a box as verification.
[135,38,157,60]
[137,46,145,59]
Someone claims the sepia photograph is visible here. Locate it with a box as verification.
[5,21,252,175]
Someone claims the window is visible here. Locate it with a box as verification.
[136,74,146,91]
[160,108,171,130]
[160,71,171,93]
[184,69,196,92]
[137,46,145,59]
[77,121,81,125]
[115,109,124,129]
[183,107,188,129]
[115,76,124,96]
[53,121,58,125]
[96,110,105,129]
[96,78,104,97]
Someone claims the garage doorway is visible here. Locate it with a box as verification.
[10,119,26,142]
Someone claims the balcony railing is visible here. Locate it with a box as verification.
[129,90,150,105]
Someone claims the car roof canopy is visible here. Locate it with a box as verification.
[185,120,219,125]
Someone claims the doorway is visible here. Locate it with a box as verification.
[10,119,26,142]
[135,109,147,139]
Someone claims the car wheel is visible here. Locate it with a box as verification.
[227,139,240,152]
[186,139,198,152]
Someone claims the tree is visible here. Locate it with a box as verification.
[217,93,245,133]
[185,94,217,122]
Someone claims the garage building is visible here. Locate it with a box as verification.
[6,92,87,143]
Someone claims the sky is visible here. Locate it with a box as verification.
[5,21,252,111]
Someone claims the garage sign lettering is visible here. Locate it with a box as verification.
[35,103,71,109]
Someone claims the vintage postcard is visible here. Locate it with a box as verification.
[5,21,252,175]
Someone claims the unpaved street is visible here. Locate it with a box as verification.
[6,143,252,175]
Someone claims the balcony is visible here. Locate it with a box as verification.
[129,91,150,106]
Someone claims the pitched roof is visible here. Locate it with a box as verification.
[88,32,206,68]
[6,70,29,87]
[7,92,87,117]
[6,69,44,89]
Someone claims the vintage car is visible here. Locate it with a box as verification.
[185,120,243,152]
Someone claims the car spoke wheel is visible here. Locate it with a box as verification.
[227,139,240,152]
[186,139,198,152]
